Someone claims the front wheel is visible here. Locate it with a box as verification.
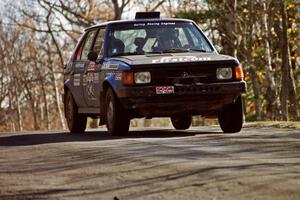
[65,91,87,133]
[105,88,130,136]
[171,115,192,130]
[218,95,243,133]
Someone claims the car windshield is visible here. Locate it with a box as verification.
[108,21,214,57]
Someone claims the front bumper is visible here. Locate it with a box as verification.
[115,81,246,117]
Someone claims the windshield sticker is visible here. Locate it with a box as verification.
[152,56,211,63]
[133,22,176,27]
[134,23,146,27]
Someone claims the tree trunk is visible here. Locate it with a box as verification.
[33,61,50,130]
[46,45,66,129]
[50,68,66,129]
[220,0,237,56]
[280,0,298,120]
[15,86,23,131]
[111,0,122,20]
[262,2,279,120]
[246,0,261,121]
[249,67,262,120]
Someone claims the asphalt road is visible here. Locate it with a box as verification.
[0,126,300,200]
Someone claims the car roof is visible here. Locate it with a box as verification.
[84,18,193,31]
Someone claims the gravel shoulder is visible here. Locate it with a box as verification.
[0,126,300,200]
[244,121,300,129]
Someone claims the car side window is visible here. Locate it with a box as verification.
[113,29,146,53]
[92,28,105,57]
[79,30,97,61]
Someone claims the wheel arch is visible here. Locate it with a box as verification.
[63,84,73,116]
[99,80,113,125]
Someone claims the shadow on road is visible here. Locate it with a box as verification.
[0,129,220,147]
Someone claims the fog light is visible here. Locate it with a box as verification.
[216,68,232,80]
[122,72,134,85]
[235,65,244,80]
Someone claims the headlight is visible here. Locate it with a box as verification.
[216,68,232,80]
[134,72,151,84]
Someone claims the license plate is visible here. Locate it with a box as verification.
[156,86,174,94]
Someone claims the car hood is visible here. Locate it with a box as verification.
[110,52,239,66]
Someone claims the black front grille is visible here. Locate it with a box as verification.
[150,65,235,85]
[175,85,220,95]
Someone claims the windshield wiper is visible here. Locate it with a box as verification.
[146,51,163,54]
[189,48,212,53]
[110,52,144,57]
[162,48,189,53]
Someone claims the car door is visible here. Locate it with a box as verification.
[71,30,97,108]
[83,28,106,107]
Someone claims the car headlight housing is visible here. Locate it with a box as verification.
[216,67,232,80]
[134,72,151,84]
[235,65,244,80]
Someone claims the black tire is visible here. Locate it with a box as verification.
[171,115,192,130]
[105,88,130,136]
[65,91,87,133]
[218,95,243,133]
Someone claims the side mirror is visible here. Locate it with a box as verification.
[88,51,98,62]
[96,56,104,64]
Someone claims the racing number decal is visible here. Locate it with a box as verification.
[86,62,96,100]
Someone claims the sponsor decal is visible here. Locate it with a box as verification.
[87,62,96,71]
[182,72,189,78]
[83,74,87,86]
[75,63,85,69]
[86,73,95,100]
[105,72,114,77]
[102,62,119,70]
[73,74,80,86]
[93,73,99,83]
[87,83,95,99]
[87,73,93,82]
[104,72,122,80]
[152,56,211,63]
[115,72,122,80]
[156,86,175,94]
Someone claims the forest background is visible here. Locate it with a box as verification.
[0,0,299,132]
